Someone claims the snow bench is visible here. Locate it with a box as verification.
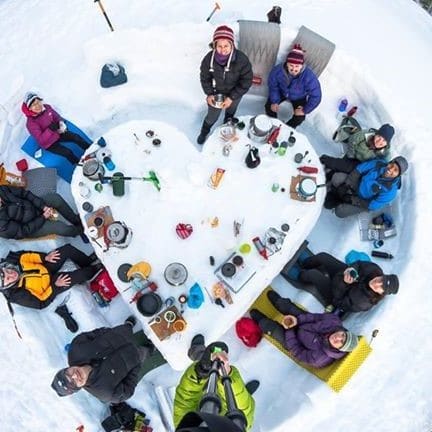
[250,286,372,392]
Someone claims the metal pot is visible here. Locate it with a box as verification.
[105,221,133,248]
[297,178,326,199]
[83,158,105,181]
[248,115,273,143]
[164,262,188,286]
[137,292,162,317]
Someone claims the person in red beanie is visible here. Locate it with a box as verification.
[197,25,253,144]
[265,44,322,128]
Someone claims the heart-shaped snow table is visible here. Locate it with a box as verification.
[72,118,324,370]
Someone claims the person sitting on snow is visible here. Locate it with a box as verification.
[297,252,399,314]
[51,317,152,404]
[324,155,408,218]
[174,334,258,431]
[22,92,92,164]
[265,44,322,129]
[321,123,394,176]
[0,244,102,309]
[250,292,358,368]
[197,25,253,144]
[0,184,84,239]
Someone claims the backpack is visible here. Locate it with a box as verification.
[245,146,261,169]
[235,317,263,347]
[89,269,119,304]
[332,116,362,143]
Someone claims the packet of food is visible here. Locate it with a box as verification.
[208,168,226,189]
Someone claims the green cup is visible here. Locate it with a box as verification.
[239,243,251,254]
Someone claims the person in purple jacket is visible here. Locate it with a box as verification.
[21,92,92,164]
[250,291,358,368]
[265,44,322,128]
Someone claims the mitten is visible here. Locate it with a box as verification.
[194,341,229,378]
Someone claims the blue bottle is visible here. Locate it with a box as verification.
[103,156,116,171]
[337,98,348,118]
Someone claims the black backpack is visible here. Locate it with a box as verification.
[245,146,261,169]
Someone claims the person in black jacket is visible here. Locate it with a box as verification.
[298,252,399,313]
[0,185,82,239]
[197,25,253,144]
[51,318,151,404]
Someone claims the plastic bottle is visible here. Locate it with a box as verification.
[103,156,116,171]
[346,106,358,117]
[371,250,394,259]
[337,98,348,119]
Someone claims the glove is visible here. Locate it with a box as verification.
[319,154,332,166]
[194,341,229,379]
[48,122,60,131]
[336,184,353,200]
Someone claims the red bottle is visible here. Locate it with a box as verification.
[347,106,358,117]
[267,126,281,146]
[298,166,318,174]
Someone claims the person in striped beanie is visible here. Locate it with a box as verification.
[265,43,322,128]
[197,25,253,145]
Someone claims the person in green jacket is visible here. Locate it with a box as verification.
[174,335,258,431]
[320,123,394,175]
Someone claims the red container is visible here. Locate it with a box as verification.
[16,158,28,172]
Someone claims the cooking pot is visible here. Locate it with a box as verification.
[164,262,188,286]
[297,178,326,199]
[247,115,273,143]
[83,158,105,181]
[137,292,162,317]
[105,221,133,248]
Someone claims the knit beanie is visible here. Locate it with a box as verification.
[382,274,399,295]
[51,368,81,397]
[391,156,409,176]
[213,25,235,46]
[377,124,395,144]
[24,92,42,108]
[286,44,305,65]
[339,330,358,352]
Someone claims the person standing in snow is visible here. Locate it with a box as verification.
[250,291,358,368]
[297,252,399,313]
[0,244,102,309]
[174,334,258,431]
[197,25,253,144]
[51,317,152,404]
[21,92,92,164]
[324,155,409,218]
[0,184,84,239]
[265,44,321,128]
[321,123,394,175]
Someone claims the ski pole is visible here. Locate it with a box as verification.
[206,2,221,22]
[94,0,115,32]
[7,300,22,339]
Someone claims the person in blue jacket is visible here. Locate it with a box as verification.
[326,156,408,218]
[265,44,321,128]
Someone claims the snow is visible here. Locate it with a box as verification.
[0,0,431,431]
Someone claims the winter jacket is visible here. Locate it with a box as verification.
[22,103,62,149]
[68,325,143,404]
[0,185,46,239]
[353,159,401,211]
[174,363,255,430]
[200,49,253,101]
[267,64,322,114]
[1,250,58,309]
[345,129,390,162]
[331,260,384,312]
[284,312,346,368]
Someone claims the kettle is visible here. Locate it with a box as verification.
[247,114,273,143]
[105,221,133,248]
[83,158,105,181]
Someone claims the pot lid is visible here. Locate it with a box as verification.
[106,222,128,243]
[83,158,101,176]
[164,262,188,286]
[221,262,236,277]
[117,263,132,282]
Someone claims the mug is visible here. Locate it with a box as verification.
[173,319,187,332]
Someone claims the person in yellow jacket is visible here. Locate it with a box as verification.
[174,335,259,431]
[0,244,101,309]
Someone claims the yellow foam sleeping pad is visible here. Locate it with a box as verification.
[250,286,372,392]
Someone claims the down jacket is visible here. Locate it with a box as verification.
[0,186,46,239]
[284,312,346,368]
[174,363,255,430]
[1,250,57,309]
[267,64,322,114]
[68,325,143,404]
[345,129,390,162]
[331,261,384,312]
[22,103,62,149]
[200,49,253,101]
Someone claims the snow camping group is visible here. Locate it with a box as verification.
[0,21,407,432]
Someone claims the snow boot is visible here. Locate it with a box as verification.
[55,304,79,333]
[246,380,260,395]
[125,315,137,328]
[197,122,211,145]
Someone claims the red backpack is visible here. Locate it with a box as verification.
[235,317,263,347]
[89,269,119,305]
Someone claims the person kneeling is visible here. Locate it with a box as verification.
[250,292,358,368]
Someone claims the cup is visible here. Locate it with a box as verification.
[79,182,91,198]
[94,216,104,227]
[173,319,187,332]
[152,138,161,147]
[271,182,280,192]
[239,243,251,254]
[232,255,244,266]
[146,130,155,138]
[16,158,28,172]
[95,183,103,192]
[82,202,94,212]
[97,137,107,147]
[214,94,225,109]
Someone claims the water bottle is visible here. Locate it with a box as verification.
[346,106,358,117]
[337,98,348,119]
[103,156,116,171]
[371,250,394,259]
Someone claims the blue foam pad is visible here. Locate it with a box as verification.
[21,120,91,183]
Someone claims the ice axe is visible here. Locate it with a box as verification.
[94,0,114,32]
[206,2,221,22]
